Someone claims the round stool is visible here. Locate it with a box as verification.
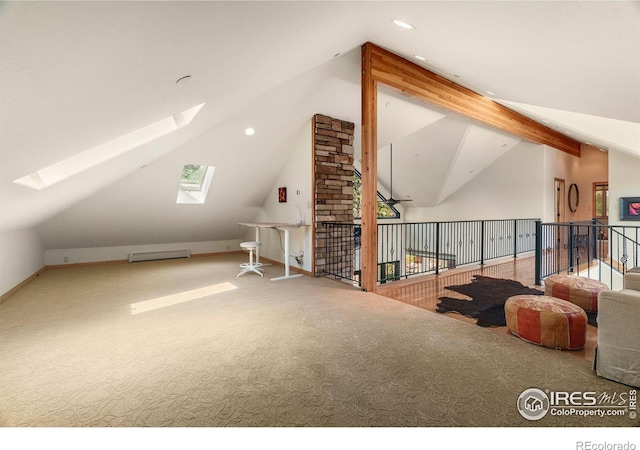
[544,274,608,312]
[237,241,263,277]
[505,295,587,350]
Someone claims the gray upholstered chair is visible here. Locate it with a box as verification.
[623,267,640,291]
[594,271,640,387]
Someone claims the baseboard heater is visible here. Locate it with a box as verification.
[128,249,191,263]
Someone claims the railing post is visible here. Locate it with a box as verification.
[435,222,440,275]
[636,227,639,268]
[568,222,575,273]
[480,220,485,265]
[591,218,598,261]
[535,220,542,286]
[513,219,518,258]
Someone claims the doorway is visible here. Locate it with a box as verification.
[593,182,609,240]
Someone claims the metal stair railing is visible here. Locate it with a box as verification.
[323,218,539,286]
[534,220,640,287]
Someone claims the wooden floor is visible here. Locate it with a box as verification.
[376,255,597,362]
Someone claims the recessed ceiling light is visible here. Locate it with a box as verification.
[393,19,415,30]
[414,55,427,61]
[566,131,572,135]
[585,141,592,145]
[245,128,255,136]
[542,119,550,124]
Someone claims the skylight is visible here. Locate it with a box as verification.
[177,164,215,204]
[180,164,208,191]
[13,103,205,190]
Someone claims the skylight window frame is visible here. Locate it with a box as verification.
[13,103,205,190]
[179,165,209,192]
[176,164,215,204]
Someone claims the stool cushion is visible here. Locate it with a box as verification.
[544,274,608,312]
[505,295,587,350]
[240,241,261,249]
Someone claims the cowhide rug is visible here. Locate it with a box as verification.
[436,275,597,327]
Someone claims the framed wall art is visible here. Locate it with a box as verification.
[620,197,640,221]
[568,183,579,213]
[278,187,287,203]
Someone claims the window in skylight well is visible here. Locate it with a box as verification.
[353,169,400,219]
[177,164,215,204]
[180,164,208,191]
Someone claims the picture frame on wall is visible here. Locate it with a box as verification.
[620,197,640,221]
[278,187,287,203]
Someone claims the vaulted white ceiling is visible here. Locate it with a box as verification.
[1,1,638,247]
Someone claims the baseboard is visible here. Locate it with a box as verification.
[192,251,243,258]
[46,259,129,269]
[0,266,47,304]
[46,251,243,268]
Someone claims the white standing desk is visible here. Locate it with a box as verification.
[239,222,305,281]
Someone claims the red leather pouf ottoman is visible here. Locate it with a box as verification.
[544,274,608,312]
[505,295,587,350]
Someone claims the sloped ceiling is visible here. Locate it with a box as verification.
[1,1,639,249]
[374,87,523,206]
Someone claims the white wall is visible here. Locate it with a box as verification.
[542,145,558,222]
[0,229,45,297]
[608,149,640,226]
[545,144,608,223]
[252,120,313,272]
[44,239,242,266]
[575,145,608,220]
[404,141,546,222]
[49,116,315,272]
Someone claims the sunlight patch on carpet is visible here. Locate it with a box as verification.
[130,282,238,315]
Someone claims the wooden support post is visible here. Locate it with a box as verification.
[359,41,582,292]
[361,43,378,292]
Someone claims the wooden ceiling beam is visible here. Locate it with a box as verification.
[365,42,581,157]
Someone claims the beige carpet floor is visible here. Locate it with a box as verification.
[0,254,636,427]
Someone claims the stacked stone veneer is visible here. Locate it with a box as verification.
[313,114,355,278]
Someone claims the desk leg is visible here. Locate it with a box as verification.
[255,227,260,263]
[284,228,290,277]
[271,228,303,281]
